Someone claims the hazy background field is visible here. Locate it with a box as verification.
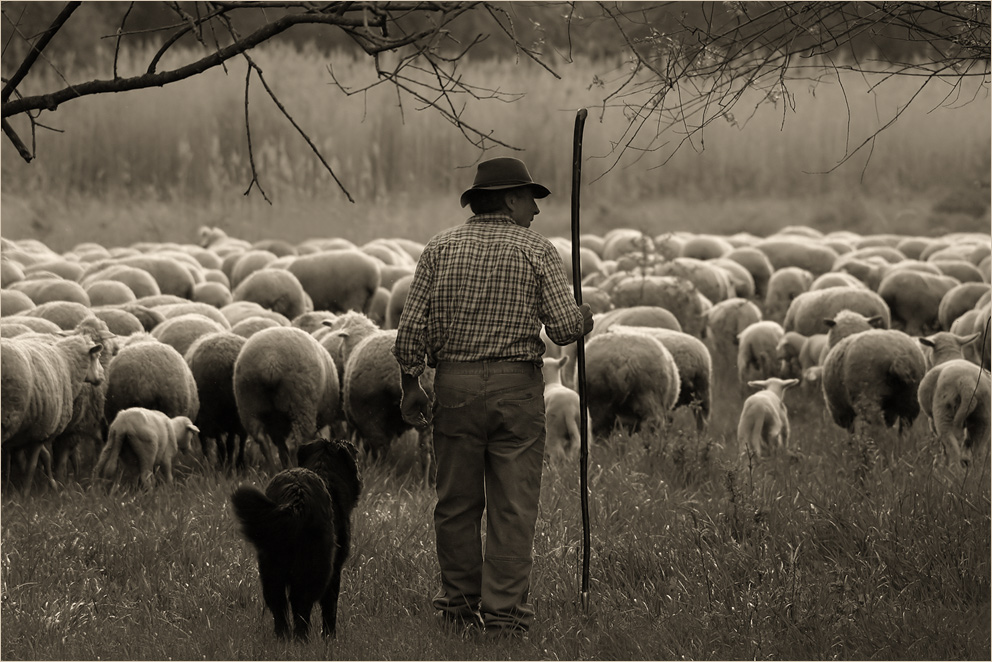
[2,43,989,252]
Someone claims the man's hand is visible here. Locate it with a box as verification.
[579,303,595,336]
[400,371,433,427]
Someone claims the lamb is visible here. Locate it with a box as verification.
[184,331,248,469]
[234,326,340,470]
[737,321,785,385]
[821,328,927,439]
[103,338,200,427]
[737,377,800,459]
[919,331,983,370]
[232,268,311,320]
[782,286,890,336]
[1,331,105,494]
[342,329,434,479]
[917,359,990,467]
[93,407,199,488]
[610,326,712,431]
[583,328,680,437]
[287,249,382,315]
[540,355,588,463]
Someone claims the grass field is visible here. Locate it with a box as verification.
[2,373,990,660]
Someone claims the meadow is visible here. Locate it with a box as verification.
[1,43,990,250]
[1,375,989,660]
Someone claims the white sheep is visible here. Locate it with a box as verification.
[783,286,891,336]
[610,325,712,431]
[821,328,927,438]
[541,355,588,463]
[103,338,200,428]
[917,360,990,467]
[93,407,199,488]
[234,326,339,470]
[583,328,680,437]
[1,331,105,494]
[737,320,785,385]
[763,266,814,324]
[737,377,800,459]
[877,269,960,336]
[702,297,763,371]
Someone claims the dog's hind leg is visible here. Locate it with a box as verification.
[289,584,319,640]
[259,557,291,639]
[320,567,342,638]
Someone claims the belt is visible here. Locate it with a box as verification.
[435,360,539,375]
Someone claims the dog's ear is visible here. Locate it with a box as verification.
[297,439,323,467]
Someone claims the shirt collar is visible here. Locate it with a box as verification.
[467,213,515,225]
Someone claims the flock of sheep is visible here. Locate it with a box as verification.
[0,222,989,495]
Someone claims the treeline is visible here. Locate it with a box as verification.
[1,1,978,67]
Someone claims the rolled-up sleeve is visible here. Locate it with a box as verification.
[538,245,584,346]
[392,247,434,377]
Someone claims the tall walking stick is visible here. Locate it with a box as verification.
[569,107,591,612]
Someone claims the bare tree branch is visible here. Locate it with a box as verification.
[1,1,81,103]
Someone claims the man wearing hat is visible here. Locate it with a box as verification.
[393,156,594,637]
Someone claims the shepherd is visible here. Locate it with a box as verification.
[393,156,595,638]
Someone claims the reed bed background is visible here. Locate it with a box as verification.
[2,381,989,660]
[1,43,989,250]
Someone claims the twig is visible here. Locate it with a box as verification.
[241,64,271,203]
[1,1,81,104]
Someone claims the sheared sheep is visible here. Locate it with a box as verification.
[610,325,712,431]
[184,331,248,469]
[783,286,891,336]
[93,407,199,488]
[821,328,927,439]
[540,355,588,463]
[737,377,799,459]
[234,326,340,470]
[583,328,680,437]
[1,331,105,494]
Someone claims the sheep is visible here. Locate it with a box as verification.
[737,321,785,385]
[737,377,800,459]
[610,275,711,337]
[111,303,166,332]
[932,259,984,284]
[1,316,61,335]
[798,333,829,393]
[291,311,338,335]
[234,326,340,470]
[105,255,197,298]
[9,278,90,307]
[678,234,733,260]
[653,257,734,305]
[610,326,712,431]
[342,329,434,478]
[601,229,654,261]
[229,250,279,289]
[221,301,290,328]
[232,268,310,320]
[85,280,137,306]
[191,281,233,309]
[231,316,284,338]
[754,238,839,277]
[319,311,381,388]
[776,331,806,380]
[287,249,382,315]
[93,408,199,488]
[540,355,588,463]
[763,267,814,324]
[821,329,927,439]
[1,289,35,316]
[16,300,93,330]
[150,313,227,358]
[104,338,200,427]
[184,331,248,469]
[782,287,891,336]
[917,359,990,467]
[702,297,763,370]
[877,269,960,336]
[1,331,105,494]
[938,283,991,331]
[365,287,390,328]
[1,260,25,287]
[709,258,756,300]
[385,274,413,330]
[583,328,680,437]
[823,310,886,349]
[919,331,983,370]
[808,272,867,291]
[724,246,775,300]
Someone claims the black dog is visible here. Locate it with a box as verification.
[231,438,362,640]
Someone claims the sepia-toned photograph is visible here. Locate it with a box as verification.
[1,1,989,659]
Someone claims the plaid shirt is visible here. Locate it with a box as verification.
[393,214,585,377]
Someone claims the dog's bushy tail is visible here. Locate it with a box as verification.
[231,486,305,551]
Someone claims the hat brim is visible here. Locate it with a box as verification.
[460,183,551,208]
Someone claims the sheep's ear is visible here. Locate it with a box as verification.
[823,319,836,328]
[783,378,800,389]
[89,344,103,356]
[747,380,766,389]
[957,331,982,346]
[321,319,334,328]
[919,336,936,348]
[867,316,884,328]
[187,424,200,434]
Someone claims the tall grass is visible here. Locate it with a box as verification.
[2,375,989,660]
[1,43,989,251]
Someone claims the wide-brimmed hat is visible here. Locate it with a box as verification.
[459,157,551,208]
